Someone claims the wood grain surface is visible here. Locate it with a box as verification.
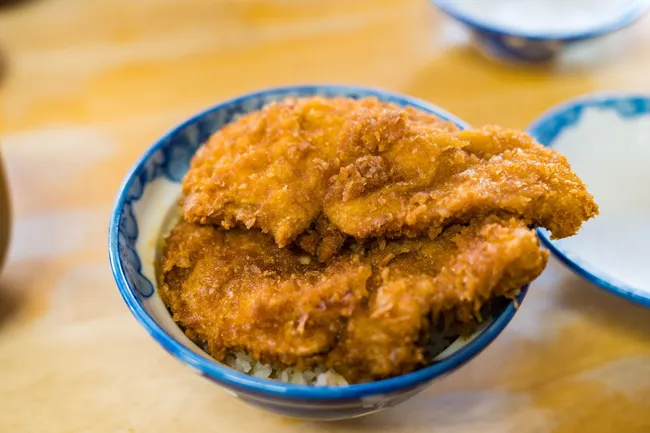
[1,1,649,432]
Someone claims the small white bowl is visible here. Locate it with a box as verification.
[432,0,650,63]
[527,93,650,307]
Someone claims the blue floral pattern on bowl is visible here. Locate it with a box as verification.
[109,84,531,420]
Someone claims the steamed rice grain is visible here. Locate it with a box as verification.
[219,324,459,386]
[222,351,350,386]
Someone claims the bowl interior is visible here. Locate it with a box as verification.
[110,84,528,399]
[528,94,650,307]
[433,0,650,39]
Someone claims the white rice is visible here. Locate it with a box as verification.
[223,351,349,386]
[219,325,460,386]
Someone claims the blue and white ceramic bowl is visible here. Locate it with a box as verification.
[109,84,530,420]
[431,0,650,63]
[528,93,650,307]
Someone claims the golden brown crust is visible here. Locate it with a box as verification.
[181,96,461,249]
[324,125,599,242]
[158,222,372,366]
[183,97,597,260]
[164,96,596,383]
[330,216,548,380]
[159,217,548,383]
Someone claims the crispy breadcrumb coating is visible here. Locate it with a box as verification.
[182,97,597,261]
[181,97,462,248]
[159,216,547,383]
[161,96,597,383]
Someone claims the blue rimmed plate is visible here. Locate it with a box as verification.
[528,93,650,307]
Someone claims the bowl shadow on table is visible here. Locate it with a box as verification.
[0,0,40,10]
[402,44,599,127]
[303,263,650,431]
[555,268,650,341]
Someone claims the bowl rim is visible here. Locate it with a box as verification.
[526,91,650,308]
[430,0,650,41]
[109,83,529,400]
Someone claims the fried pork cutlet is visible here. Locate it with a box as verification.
[323,125,599,246]
[159,216,548,383]
[182,97,597,261]
[158,221,371,366]
[181,96,461,248]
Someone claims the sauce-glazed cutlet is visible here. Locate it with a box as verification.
[159,216,548,383]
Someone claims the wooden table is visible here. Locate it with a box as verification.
[1,1,650,432]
